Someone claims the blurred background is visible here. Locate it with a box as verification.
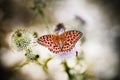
[0,0,120,80]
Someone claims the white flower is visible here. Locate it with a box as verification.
[58,41,81,59]
[11,29,34,51]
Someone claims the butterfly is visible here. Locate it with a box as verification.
[37,30,83,54]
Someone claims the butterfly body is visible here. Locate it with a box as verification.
[38,30,83,54]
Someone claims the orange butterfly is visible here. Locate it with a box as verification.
[37,30,83,54]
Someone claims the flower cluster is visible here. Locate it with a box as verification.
[12,29,32,51]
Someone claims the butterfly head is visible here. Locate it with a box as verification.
[55,23,66,35]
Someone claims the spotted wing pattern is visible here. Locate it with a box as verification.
[60,30,82,52]
[37,35,61,53]
[37,30,83,54]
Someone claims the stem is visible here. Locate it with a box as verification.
[13,59,30,70]
[62,61,73,80]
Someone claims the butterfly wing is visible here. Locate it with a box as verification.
[60,30,83,52]
[37,35,61,53]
